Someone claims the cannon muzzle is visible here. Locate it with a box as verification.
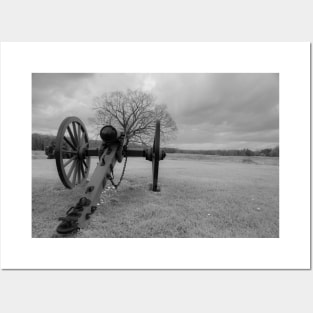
[100,125,123,143]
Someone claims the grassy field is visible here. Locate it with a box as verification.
[32,151,279,238]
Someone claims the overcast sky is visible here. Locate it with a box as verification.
[32,73,279,150]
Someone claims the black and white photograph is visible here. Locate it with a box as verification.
[2,41,309,270]
[32,73,279,238]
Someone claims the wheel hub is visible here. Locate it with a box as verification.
[78,144,87,160]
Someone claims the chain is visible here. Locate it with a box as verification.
[108,145,128,189]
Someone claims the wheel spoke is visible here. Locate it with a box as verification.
[80,161,85,178]
[67,159,76,179]
[67,126,77,148]
[63,136,76,151]
[72,122,79,147]
[80,130,85,146]
[80,128,86,146]
[82,159,88,169]
[72,161,78,185]
[81,159,86,171]
[77,160,80,184]
[63,155,76,167]
[77,123,81,146]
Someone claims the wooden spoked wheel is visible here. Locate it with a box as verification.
[152,120,160,191]
[55,117,91,189]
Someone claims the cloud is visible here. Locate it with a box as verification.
[32,73,279,149]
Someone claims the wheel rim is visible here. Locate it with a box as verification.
[152,120,160,191]
[55,117,91,189]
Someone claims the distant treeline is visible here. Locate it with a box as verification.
[162,146,279,157]
[32,133,279,157]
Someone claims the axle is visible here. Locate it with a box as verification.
[86,148,146,157]
[86,148,166,160]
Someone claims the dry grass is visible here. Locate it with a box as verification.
[32,152,279,238]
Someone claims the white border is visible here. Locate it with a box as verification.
[0,42,310,269]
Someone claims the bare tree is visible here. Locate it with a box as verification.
[92,89,177,146]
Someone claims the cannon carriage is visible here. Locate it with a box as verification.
[54,116,166,235]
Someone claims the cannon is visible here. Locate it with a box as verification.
[54,116,166,235]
